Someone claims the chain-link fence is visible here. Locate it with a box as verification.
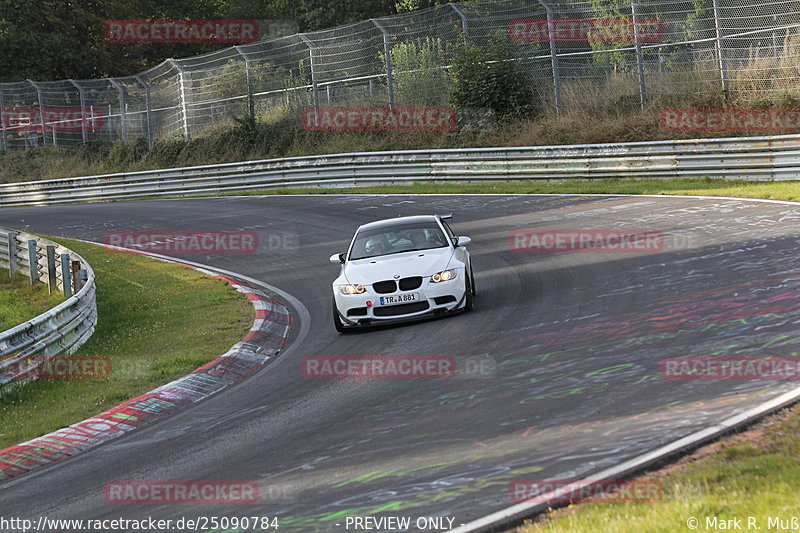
[2,0,800,151]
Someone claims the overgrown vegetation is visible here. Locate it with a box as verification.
[450,35,538,121]
[0,0,455,82]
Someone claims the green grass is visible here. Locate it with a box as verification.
[212,177,800,203]
[514,405,800,533]
[0,238,253,448]
[0,274,64,331]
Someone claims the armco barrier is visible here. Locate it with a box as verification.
[2,133,800,207]
[0,229,96,391]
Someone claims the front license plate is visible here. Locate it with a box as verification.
[379,292,419,305]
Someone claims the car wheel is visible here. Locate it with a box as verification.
[332,299,346,333]
[464,272,474,312]
[469,262,476,296]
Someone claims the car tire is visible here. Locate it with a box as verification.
[333,299,346,333]
[464,272,474,312]
[469,262,476,296]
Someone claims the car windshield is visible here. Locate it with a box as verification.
[349,222,449,260]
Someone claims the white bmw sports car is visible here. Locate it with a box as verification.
[330,214,475,332]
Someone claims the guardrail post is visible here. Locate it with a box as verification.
[71,260,81,293]
[76,267,88,291]
[299,35,321,122]
[234,46,256,122]
[0,89,7,152]
[5,232,16,277]
[371,19,395,109]
[45,245,57,293]
[68,79,88,144]
[537,0,562,115]
[27,239,39,284]
[108,78,128,143]
[167,59,191,141]
[448,3,469,45]
[60,253,72,297]
[134,75,154,148]
[26,79,48,147]
[630,0,647,110]
[712,0,729,98]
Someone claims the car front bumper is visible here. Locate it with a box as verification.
[333,274,467,327]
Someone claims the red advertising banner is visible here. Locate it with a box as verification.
[508,17,664,43]
[0,107,103,132]
[104,20,259,44]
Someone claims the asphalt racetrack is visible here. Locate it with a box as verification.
[1,194,799,532]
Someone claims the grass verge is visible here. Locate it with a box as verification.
[213,178,800,203]
[0,238,253,448]
[513,403,800,533]
[0,274,64,331]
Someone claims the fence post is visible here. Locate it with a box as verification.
[299,35,321,121]
[167,59,191,141]
[26,79,48,147]
[45,245,57,293]
[5,232,15,277]
[68,79,88,144]
[537,0,562,115]
[630,0,647,110]
[370,19,395,109]
[60,253,72,297]
[27,240,39,284]
[448,3,469,45]
[0,89,7,152]
[234,46,256,122]
[712,0,729,98]
[71,260,81,293]
[108,78,128,143]
[134,75,154,148]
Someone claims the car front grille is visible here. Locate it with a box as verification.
[398,276,422,291]
[372,280,397,294]
[373,301,430,317]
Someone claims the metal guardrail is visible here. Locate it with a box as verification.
[1,133,799,207]
[0,229,97,391]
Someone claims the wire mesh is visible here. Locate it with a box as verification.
[1,0,799,150]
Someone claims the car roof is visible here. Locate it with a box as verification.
[357,215,441,232]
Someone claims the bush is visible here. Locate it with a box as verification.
[449,35,538,121]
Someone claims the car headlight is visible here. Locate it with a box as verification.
[339,284,366,295]
[430,269,457,283]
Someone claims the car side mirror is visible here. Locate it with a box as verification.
[330,253,345,264]
[455,236,471,247]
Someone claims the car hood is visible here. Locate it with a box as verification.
[344,248,453,284]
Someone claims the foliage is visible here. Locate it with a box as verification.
[0,0,404,82]
[449,35,538,120]
[385,37,450,105]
